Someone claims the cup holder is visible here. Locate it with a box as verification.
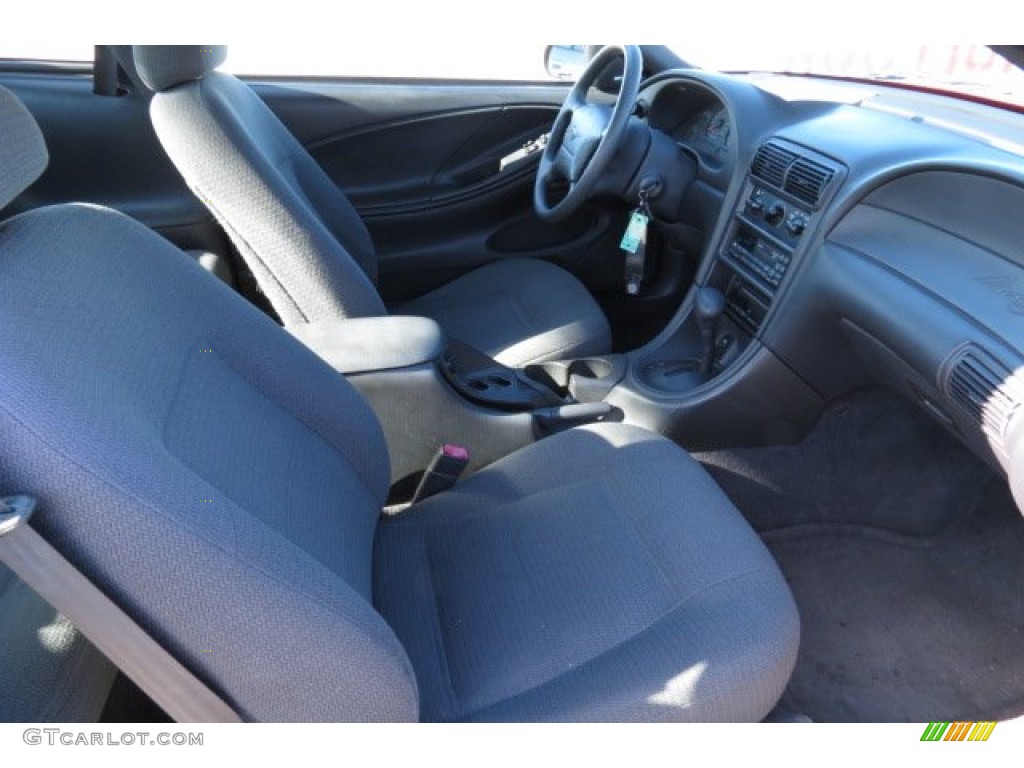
[639,358,705,393]
[521,355,626,404]
[467,374,514,391]
[440,339,565,410]
[569,358,614,380]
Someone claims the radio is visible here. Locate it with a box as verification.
[723,224,793,292]
[707,140,842,336]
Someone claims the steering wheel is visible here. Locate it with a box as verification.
[534,45,643,223]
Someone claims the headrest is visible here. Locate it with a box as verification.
[132,46,227,92]
[0,86,47,211]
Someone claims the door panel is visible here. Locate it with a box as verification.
[306,106,555,212]
[253,81,632,295]
[254,79,648,308]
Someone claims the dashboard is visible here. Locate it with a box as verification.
[629,68,1024,512]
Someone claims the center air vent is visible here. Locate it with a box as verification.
[786,158,834,206]
[750,143,796,189]
[945,346,1021,450]
[750,141,836,207]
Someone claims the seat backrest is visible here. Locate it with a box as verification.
[0,85,417,721]
[0,85,118,723]
[133,45,387,326]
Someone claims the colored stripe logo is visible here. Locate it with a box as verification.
[921,722,997,741]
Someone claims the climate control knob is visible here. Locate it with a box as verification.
[765,202,786,226]
[786,213,807,236]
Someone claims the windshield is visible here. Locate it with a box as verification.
[677,44,1024,109]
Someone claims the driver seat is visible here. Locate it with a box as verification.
[131,45,612,367]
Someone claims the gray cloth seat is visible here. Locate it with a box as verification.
[398,257,612,366]
[377,423,800,721]
[130,45,611,367]
[0,86,799,721]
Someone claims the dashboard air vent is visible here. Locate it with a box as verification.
[750,143,797,189]
[786,158,835,206]
[945,347,1021,446]
[751,141,835,207]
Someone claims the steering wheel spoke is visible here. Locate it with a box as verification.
[534,45,642,222]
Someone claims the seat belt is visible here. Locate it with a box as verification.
[0,495,241,723]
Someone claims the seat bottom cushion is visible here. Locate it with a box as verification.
[373,423,799,722]
[398,258,611,367]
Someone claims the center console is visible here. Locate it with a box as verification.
[607,138,844,448]
[288,314,624,499]
[633,138,844,395]
[715,139,840,337]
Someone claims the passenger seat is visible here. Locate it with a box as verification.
[0,84,799,722]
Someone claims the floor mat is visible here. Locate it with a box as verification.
[696,391,1024,722]
[697,392,995,536]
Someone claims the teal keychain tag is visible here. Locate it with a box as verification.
[620,209,649,254]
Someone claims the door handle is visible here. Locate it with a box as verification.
[500,133,549,171]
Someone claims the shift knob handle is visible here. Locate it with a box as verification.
[695,286,726,377]
[696,286,726,324]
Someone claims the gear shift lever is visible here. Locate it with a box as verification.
[695,286,726,377]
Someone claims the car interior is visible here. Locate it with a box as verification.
[1,43,1023,723]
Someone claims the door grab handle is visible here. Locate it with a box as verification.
[500,133,549,171]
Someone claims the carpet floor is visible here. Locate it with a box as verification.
[697,391,1024,722]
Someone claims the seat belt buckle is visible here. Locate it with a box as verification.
[411,444,470,504]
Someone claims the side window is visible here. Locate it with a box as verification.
[0,44,568,83]
[224,42,557,81]
[0,44,93,63]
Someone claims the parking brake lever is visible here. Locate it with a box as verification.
[533,402,618,436]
